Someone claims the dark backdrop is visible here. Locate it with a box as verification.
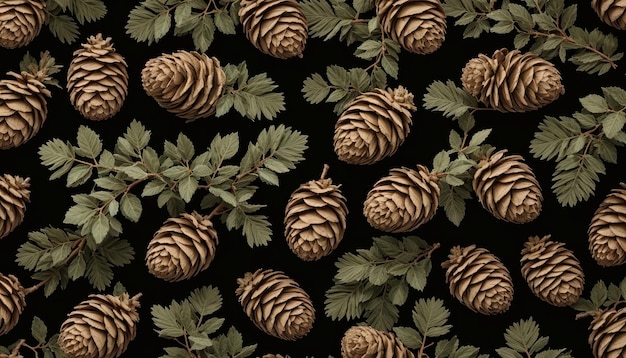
[1,0,625,356]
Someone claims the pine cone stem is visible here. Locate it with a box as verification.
[319,163,329,180]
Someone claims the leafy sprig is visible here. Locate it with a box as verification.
[495,318,573,358]
[0,316,64,358]
[530,87,626,206]
[45,0,107,44]
[571,277,626,318]
[324,235,440,331]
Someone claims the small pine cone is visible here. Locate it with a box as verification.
[588,183,626,267]
[376,0,446,54]
[0,0,46,49]
[236,268,315,340]
[0,273,26,336]
[341,325,415,358]
[141,50,226,120]
[461,48,564,112]
[58,292,141,358]
[67,34,128,121]
[520,235,584,307]
[0,174,30,240]
[473,149,542,224]
[592,0,626,30]
[284,165,348,261]
[588,306,626,358]
[442,245,514,315]
[239,0,308,59]
[333,86,416,165]
[145,211,218,282]
[363,165,439,233]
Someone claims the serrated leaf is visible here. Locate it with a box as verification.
[496,347,524,358]
[151,304,186,338]
[336,252,371,283]
[75,126,103,158]
[31,316,47,344]
[392,327,422,349]
[436,337,459,358]
[412,297,451,338]
[67,253,86,280]
[214,10,236,34]
[178,176,198,202]
[241,213,272,247]
[388,280,409,305]
[86,253,113,290]
[192,15,215,52]
[365,295,398,331]
[188,285,222,316]
[142,180,168,197]
[48,14,80,43]
[602,112,626,139]
[406,261,428,291]
[98,237,134,267]
[591,281,608,307]
[580,94,609,113]
[502,318,540,353]
[513,33,530,49]
[324,281,367,321]
[120,193,143,222]
[302,73,331,104]
[424,80,477,119]
[66,164,93,187]
[602,87,626,107]
[552,153,605,206]
[439,182,467,226]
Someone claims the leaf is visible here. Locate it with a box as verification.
[602,112,626,139]
[335,252,371,283]
[120,193,143,222]
[85,253,113,291]
[365,295,399,331]
[530,116,583,161]
[436,337,459,358]
[178,176,198,202]
[91,214,109,244]
[31,316,48,344]
[67,253,86,280]
[68,0,107,24]
[552,153,605,206]
[590,281,608,308]
[392,327,422,349]
[302,73,331,104]
[602,87,626,107]
[257,168,279,186]
[192,15,215,52]
[231,72,285,121]
[406,260,429,291]
[187,285,222,316]
[75,126,103,158]
[301,0,356,41]
[209,132,240,163]
[502,318,540,353]
[368,265,389,285]
[241,213,272,247]
[151,304,185,338]
[98,237,134,267]
[580,94,609,113]
[142,180,168,197]
[496,347,524,358]
[388,280,409,305]
[214,10,236,34]
[439,182,467,226]
[469,128,492,146]
[126,0,170,44]
[412,297,452,338]
[66,164,93,187]
[354,39,382,59]
[48,14,80,44]
[119,165,148,180]
[423,80,478,119]
[324,281,367,321]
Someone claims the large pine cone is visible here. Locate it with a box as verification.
[520,235,584,307]
[341,325,415,358]
[284,165,348,261]
[442,245,514,315]
[239,0,308,59]
[0,0,46,49]
[0,174,30,240]
[592,0,626,30]
[141,50,226,120]
[236,268,315,340]
[58,292,141,358]
[461,48,564,112]
[333,86,416,165]
[588,182,626,267]
[67,34,128,121]
[376,0,446,54]
[363,165,439,233]
[588,305,626,358]
[0,273,26,336]
[145,211,218,282]
[473,149,542,224]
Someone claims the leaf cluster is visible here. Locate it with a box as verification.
[495,318,572,358]
[46,0,107,44]
[0,316,65,358]
[324,236,438,331]
[18,51,62,88]
[571,277,626,314]
[530,87,626,206]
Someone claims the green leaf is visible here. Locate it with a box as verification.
[98,237,134,267]
[602,112,626,139]
[67,253,86,280]
[142,180,168,197]
[192,15,215,52]
[388,280,409,305]
[591,281,608,308]
[302,73,331,104]
[412,297,452,338]
[230,72,285,121]
[189,334,214,350]
[513,33,530,49]
[368,265,389,285]
[75,126,103,158]
[86,253,113,290]
[335,252,371,283]
[301,0,355,41]
[439,182,467,226]
[241,213,272,247]
[602,87,626,107]
[436,337,459,358]
[188,285,222,316]
[552,153,605,206]
[257,168,279,186]
[530,116,583,161]
[502,318,540,353]
[423,80,478,119]
[365,295,399,331]
[48,14,80,44]
[119,165,148,180]
[66,164,93,187]
[406,260,429,291]
[496,347,524,358]
[120,193,143,222]
[324,281,367,321]
[151,304,186,338]
[393,327,422,349]
[90,214,109,244]
[214,10,236,34]
[31,316,48,344]
[433,150,451,172]
[126,0,170,44]
[580,94,609,113]
[532,13,556,31]
[209,132,240,163]
[209,187,237,207]
[178,176,198,202]
[354,39,382,59]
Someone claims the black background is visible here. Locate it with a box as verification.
[1,0,625,356]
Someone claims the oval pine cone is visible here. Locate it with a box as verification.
[0,273,26,336]
[588,182,626,267]
[588,305,626,358]
[341,325,415,358]
[0,174,30,240]
[592,0,626,30]
[0,0,46,49]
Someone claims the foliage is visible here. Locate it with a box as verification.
[495,318,573,358]
[45,0,107,44]
[0,316,65,357]
[18,51,63,88]
[571,277,626,315]
[530,87,626,206]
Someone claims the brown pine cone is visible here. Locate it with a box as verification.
[588,182,626,267]
[363,165,439,233]
[442,245,514,315]
[284,165,348,261]
[592,0,626,30]
[333,86,416,165]
[376,0,446,54]
[520,235,584,307]
[236,268,315,340]
[341,325,415,358]
[0,174,30,240]
[141,50,226,120]
[262,355,291,358]
[239,0,308,59]
[145,211,218,282]
[0,0,46,49]
[588,306,626,358]
[67,34,128,121]
[461,48,564,112]
[0,273,26,336]
[473,149,542,224]
[58,292,141,358]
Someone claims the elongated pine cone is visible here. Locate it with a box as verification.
[442,245,514,315]
[363,165,439,233]
[141,50,226,120]
[58,292,141,358]
[520,235,584,307]
[0,174,30,240]
[341,325,415,358]
[461,48,564,112]
[588,305,626,358]
[284,165,348,261]
[0,273,26,336]
[376,0,446,54]
[592,0,626,30]
[333,86,416,165]
[239,0,308,59]
[145,211,218,282]
[588,182,626,267]
[0,0,46,49]
[67,34,128,121]
[473,149,542,224]
[236,268,315,340]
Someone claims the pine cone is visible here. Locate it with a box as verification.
[0,174,30,240]
[67,34,128,121]
[0,0,46,49]
[473,149,542,224]
[284,165,348,261]
[0,273,26,336]
[520,235,584,307]
[239,0,308,59]
[461,48,564,112]
[341,325,415,358]
[333,86,416,165]
[262,355,291,358]
[442,245,514,315]
[58,292,141,358]
[145,211,218,282]
[363,165,439,233]
[592,0,626,30]
[141,50,226,120]
[236,268,315,340]
[588,306,626,358]
[376,0,446,54]
[588,182,626,267]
